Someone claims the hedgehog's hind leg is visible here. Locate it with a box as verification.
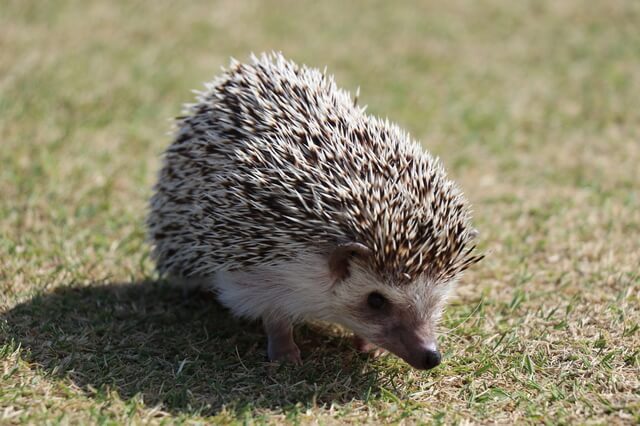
[264,317,302,365]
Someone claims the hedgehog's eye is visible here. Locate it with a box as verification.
[367,292,387,310]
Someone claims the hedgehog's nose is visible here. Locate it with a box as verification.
[422,348,442,370]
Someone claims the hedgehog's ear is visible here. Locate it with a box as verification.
[328,242,371,283]
[468,228,479,240]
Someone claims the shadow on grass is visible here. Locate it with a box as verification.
[1,282,380,416]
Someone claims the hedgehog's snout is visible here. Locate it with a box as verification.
[376,321,443,370]
[401,342,442,370]
[421,347,442,370]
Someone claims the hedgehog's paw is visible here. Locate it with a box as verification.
[353,335,387,358]
[268,342,302,365]
[264,318,302,365]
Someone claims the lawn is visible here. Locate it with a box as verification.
[1,0,639,424]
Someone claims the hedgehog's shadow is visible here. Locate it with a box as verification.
[1,281,380,416]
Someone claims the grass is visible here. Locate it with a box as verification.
[1,0,639,423]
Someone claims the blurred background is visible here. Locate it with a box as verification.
[1,0,638,423]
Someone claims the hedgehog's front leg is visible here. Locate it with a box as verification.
[353,335,387,358]
[264,317,302,365]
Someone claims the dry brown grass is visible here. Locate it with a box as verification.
[1,0,639,424]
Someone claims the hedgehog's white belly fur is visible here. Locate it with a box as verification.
[180,252,335,323]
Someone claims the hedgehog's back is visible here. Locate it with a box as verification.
[148,53,480,281]
[147,53,361,277]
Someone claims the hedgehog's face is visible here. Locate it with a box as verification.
[328,243,454,370]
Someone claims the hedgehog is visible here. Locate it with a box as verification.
[147,52,482,370]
